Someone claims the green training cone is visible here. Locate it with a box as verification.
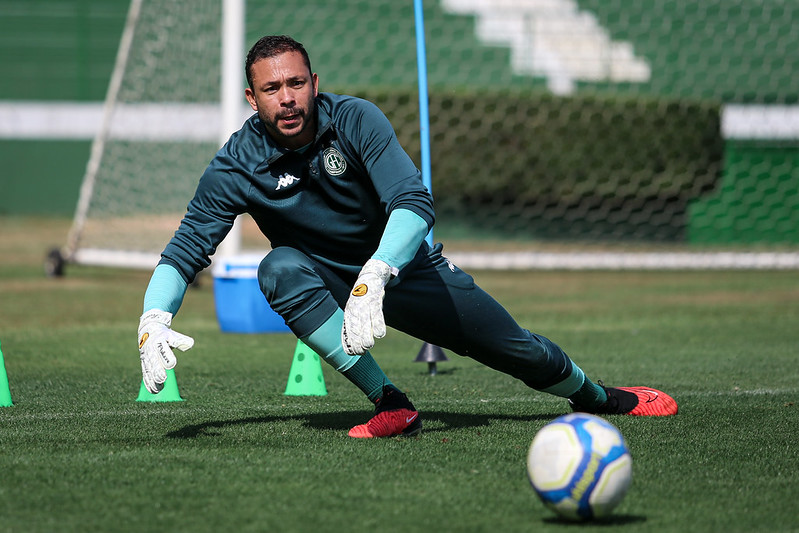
[284,339,327,396]
[0,341,13,407]
[136,368,184,402]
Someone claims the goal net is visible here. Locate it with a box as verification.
[62,0,799,272]
[61,0,231,271]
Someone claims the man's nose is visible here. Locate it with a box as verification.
[278,87,295,105]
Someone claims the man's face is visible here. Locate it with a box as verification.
[245,51,319,149]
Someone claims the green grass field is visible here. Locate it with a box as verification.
[1,217,797,533]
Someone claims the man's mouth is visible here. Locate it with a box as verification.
[280,112,302,126]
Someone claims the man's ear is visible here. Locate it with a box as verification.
[245,88,258,111]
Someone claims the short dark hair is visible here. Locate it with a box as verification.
[245,35,312,89]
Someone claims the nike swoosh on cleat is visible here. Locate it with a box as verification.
[641,390,660,403]
[405,413,418,424]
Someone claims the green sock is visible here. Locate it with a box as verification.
[342,353,393,402]
[301,309,393,402]
[569,378,608,408]
[540,362,608,408]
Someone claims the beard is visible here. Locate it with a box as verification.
[260,99,316,147]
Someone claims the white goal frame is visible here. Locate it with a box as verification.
[57,0,246,273]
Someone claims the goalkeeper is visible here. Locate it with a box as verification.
[138,35,677,438]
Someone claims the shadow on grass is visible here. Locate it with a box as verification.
[542,514,647,526]
[166,410,562,439]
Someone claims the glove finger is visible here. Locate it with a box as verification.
[360,331,374,352]
[148,341,177,369]
[343,301,363,355]
[350,331,367,355]
[356,308,373,352]
[145,373,165,394]
[166,331,194,352]
[369,298,386,339]
[141,357,165,394]
[341,320,356,355]
[342,319,366,355]
[141,349,167,380]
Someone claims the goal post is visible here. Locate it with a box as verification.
[63,0,144,271]
[51,0,247,275]
[215,0,246,259]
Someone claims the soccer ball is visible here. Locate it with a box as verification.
[527,413,632,521]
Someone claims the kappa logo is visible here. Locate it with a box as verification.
[323,147,347,176]
[275,173,300,190]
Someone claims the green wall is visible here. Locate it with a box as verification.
[0,0,127,215]
[0,141,90,216]
[0,0,127,101]
[689,143,799,244]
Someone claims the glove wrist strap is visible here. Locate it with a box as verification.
[139,309,173,330]
[362,258,395,284]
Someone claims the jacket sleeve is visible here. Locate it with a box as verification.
[158,143,250,284]
[143,263,188,314]
[347,99,435,230]
[371,208,429,271]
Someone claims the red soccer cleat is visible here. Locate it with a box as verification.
[349,385,423,438]
[571,384,678,416]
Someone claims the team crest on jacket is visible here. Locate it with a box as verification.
[323,147,347,176]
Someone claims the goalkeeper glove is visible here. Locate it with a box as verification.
[137,309,194,394]
[341,259,396,355]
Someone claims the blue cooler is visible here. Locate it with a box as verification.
[212,253,291,333]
